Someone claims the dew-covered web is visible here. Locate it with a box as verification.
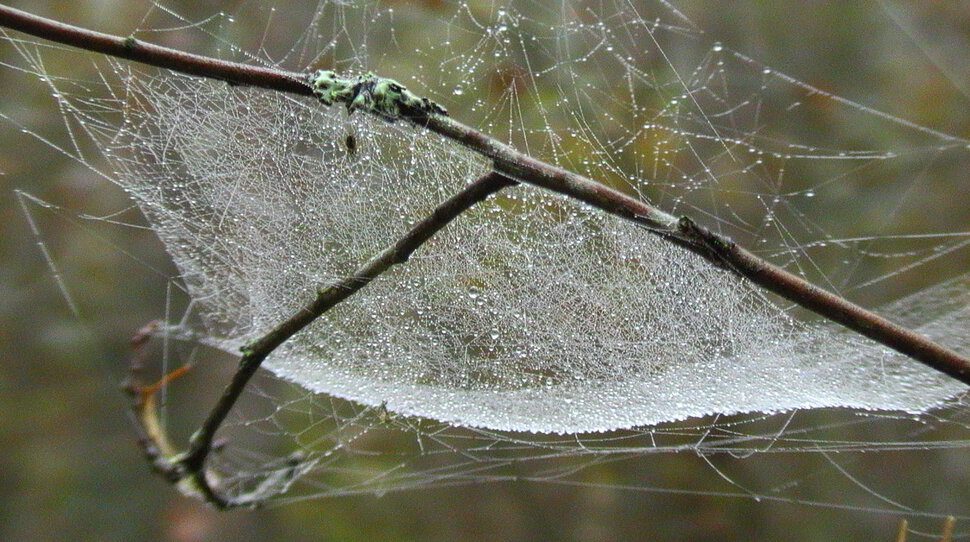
[5,0,970,521]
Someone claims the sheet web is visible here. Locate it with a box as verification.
[6,0,970,520]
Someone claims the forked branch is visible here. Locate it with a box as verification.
[125,171,514,507]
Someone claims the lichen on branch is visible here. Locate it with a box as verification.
[309,70,448,121]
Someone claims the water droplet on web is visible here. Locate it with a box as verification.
[35,4,965,437]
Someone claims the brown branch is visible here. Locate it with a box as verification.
[0,5,309,95]
[123,320,184,481]
[127,172,514,508]
[2,3,966,384]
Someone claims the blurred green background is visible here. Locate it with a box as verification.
[1,1,969,541]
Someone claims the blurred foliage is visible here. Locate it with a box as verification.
[0,1,968,541]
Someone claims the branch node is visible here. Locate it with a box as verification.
[676,216,735,268]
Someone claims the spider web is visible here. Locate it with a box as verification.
[4,0,970,528]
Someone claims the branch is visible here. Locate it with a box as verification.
[125,172,514,507]
[2,4,967,384]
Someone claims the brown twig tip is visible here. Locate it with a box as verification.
[122,320,161,398]
[130,319,160,348]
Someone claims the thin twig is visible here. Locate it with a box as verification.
[941,516,955,542]
[129,172,514,507]
[895,519,907,542]
[1,3,967,384]
[123,320,184,481]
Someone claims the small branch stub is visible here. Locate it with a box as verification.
[674,215,736,269]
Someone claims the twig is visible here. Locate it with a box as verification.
[895,519,907,542]
[941,516,955,542]
[123,320,184,480]
[1,3,967,383]
[128,172,514,507]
